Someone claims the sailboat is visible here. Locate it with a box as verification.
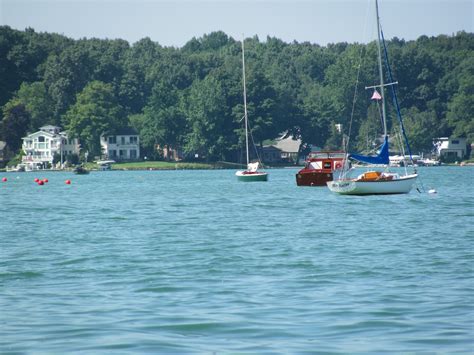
[327,0,417,195]
[235,38,268,182]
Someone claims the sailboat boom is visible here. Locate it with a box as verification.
[365,81,398,90]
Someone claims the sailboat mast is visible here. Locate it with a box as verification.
[241,38,249,165]
[375,0,387,137]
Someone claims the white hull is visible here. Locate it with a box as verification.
[235,170,268,182]
[327,174,417,195]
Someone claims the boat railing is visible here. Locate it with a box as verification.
[307,151,346,160]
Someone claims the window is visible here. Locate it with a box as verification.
[119,149,126,157]
[451,140,459,144]
[38,136,45,142]
[130,150,137,159]
[130,136,138,144]
[110,150,117,158]
[108,136,116,144]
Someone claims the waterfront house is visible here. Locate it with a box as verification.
[100,127,140,161]
[433,137,467,161]
[262,135,302,164]
[262,145,282,163]
[21,125,80,170]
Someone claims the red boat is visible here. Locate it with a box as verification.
[296,151,346,186]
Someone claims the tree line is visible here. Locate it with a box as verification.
[0,26,472,162]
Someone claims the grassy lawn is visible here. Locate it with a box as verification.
[107,161,218,170]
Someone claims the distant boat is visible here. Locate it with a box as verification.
[296,151,346,186]
[417,158,440,167]
[235,37,268,182]
[97,160,115,171]
[6,164,25,172]
[73,165,89,175]
[327,0,417,195]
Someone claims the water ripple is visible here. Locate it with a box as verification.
[0,167,473,353]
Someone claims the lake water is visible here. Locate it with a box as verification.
[1,167,473,353]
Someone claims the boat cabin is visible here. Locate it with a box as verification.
[296,151,346,186]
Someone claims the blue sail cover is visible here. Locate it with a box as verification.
[349,136,390,165]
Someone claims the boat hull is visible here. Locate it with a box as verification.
[327,174,417,195]
[296,171,333,186]
[236,171,268,182]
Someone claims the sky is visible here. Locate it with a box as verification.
[0,0,472,47]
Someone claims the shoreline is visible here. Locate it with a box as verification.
[1,161,302,173]
[2,161,473,173]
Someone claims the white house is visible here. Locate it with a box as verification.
[433,137,467,161]
[100,127,140,161]
[21,125,80,170]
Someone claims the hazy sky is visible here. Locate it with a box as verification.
[1,0,472,47]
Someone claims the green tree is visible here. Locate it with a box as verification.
[43,44,96,121]
[446,60,474,142]
[236,60,282,148]
[298,83,341,148]
[185,75,229,160]
[401,108,441,153]
[63,81,126,156]
[140,81,187,159]
[16,81,54,131]
[0,99,31,151]
[355,103,383,152]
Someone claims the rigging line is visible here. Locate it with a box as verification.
[380,27,428,193]
[380,27,414,165]
[395,129,409,175]
[247,119,265,168]
[376,100,384,131]
[342,0,372,180]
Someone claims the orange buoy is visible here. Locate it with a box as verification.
[65,179,71,185]
[2,177,7,182]
[38,180,44,185]
[34,178,39,182]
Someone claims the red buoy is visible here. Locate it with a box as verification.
[34,178,39,182]
[43,178,49,183]
[38,180,44,185]
[65,179,71,185]
[2,177,7,182]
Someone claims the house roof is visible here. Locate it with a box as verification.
[108,127,138,136]
[22,130,57,139]
[272,136,301,153]
[262,145,282,152]
[40,125,60,131]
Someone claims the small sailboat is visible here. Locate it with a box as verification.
[236,38,268,182]
[327,0,417,195]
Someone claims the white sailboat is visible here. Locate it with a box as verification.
[236,38,268,182]
[327,0,417,195]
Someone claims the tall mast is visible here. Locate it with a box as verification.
[375,0,387,137]
[241,37,249,166]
